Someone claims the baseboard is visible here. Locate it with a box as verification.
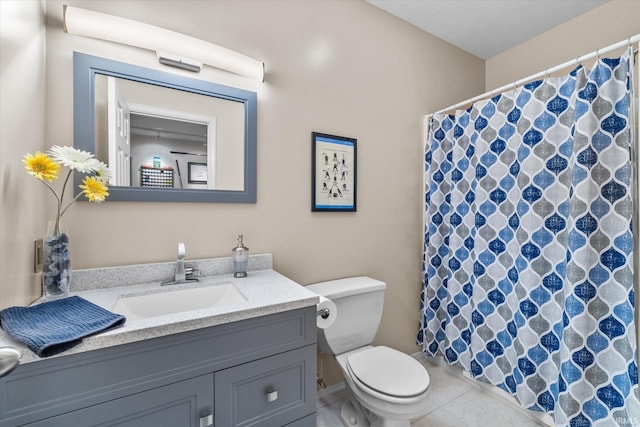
[318,381,346,397]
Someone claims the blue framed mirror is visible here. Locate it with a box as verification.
[73,52,257,203]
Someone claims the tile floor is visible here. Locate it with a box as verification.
[316,353,551,427]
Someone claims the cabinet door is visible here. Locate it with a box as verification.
[26,374,213,427]
[284,414,316,426]
[215,345,316,427]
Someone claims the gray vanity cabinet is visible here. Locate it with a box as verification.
[0,307,316,427]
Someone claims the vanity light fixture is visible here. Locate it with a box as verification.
[62,5,265,81]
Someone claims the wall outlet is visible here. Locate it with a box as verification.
[34,238,43,273]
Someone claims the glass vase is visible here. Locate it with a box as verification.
[42,219,71,298]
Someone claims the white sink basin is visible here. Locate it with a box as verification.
[113,281,247,320]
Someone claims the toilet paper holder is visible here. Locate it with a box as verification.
[315,294,337,329]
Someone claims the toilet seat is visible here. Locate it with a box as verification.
[346,346,430,399]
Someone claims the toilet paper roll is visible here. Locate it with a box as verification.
[316,295,337,329]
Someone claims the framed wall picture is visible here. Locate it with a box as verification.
[187,162,208,184]
[312,132,357,212]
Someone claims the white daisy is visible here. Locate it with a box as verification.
[48,146,100,173]
[94,161,113,184]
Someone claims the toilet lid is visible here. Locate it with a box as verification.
[347,346,430,398]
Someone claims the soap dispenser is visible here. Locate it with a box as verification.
[232,234,249,278]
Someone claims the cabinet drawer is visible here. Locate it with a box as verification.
[215,345,316,427]
[25,374,213,427]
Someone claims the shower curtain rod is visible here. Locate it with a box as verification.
[426,33,640,118]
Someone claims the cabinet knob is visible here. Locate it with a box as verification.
[199,413,213,427]
[267,389,278,402]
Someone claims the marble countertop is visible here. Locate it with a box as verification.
[0,260,319,364]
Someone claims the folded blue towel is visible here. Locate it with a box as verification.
[0,296,125,357]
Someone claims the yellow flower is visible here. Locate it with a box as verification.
[79,176,109,203]
[23,151,60,182]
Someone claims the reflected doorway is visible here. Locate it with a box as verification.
[106,76,217,190]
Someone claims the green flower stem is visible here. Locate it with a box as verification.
[59,189,84,218]
[39,170,77,236]
[58,169,73,207]
[39,179,63,235]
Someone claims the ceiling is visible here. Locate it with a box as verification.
[366,0,608,59]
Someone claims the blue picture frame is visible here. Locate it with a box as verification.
[311,132,357,212]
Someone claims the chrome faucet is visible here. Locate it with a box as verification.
[162,242,199,286]
[175,242,186,282]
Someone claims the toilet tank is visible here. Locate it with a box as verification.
[307,276,386,355]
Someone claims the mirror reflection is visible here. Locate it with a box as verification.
[73,52,257,203]
[94,75,244,191]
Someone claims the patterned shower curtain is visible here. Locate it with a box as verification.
[418,50,639,426]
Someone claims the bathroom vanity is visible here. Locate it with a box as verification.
[0,255,318,427]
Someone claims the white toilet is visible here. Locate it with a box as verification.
[308,277,431,427]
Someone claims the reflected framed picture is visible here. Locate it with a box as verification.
[312,132,357,212]
[188,162,207,184]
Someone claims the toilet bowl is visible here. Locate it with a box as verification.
[337,346,431,426]
[308,277,431,427]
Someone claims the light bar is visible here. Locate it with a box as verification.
[63,5,264,82]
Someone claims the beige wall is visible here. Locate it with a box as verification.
[1,0,484,385]
[0,0,47,307]
[486,0,640,91]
